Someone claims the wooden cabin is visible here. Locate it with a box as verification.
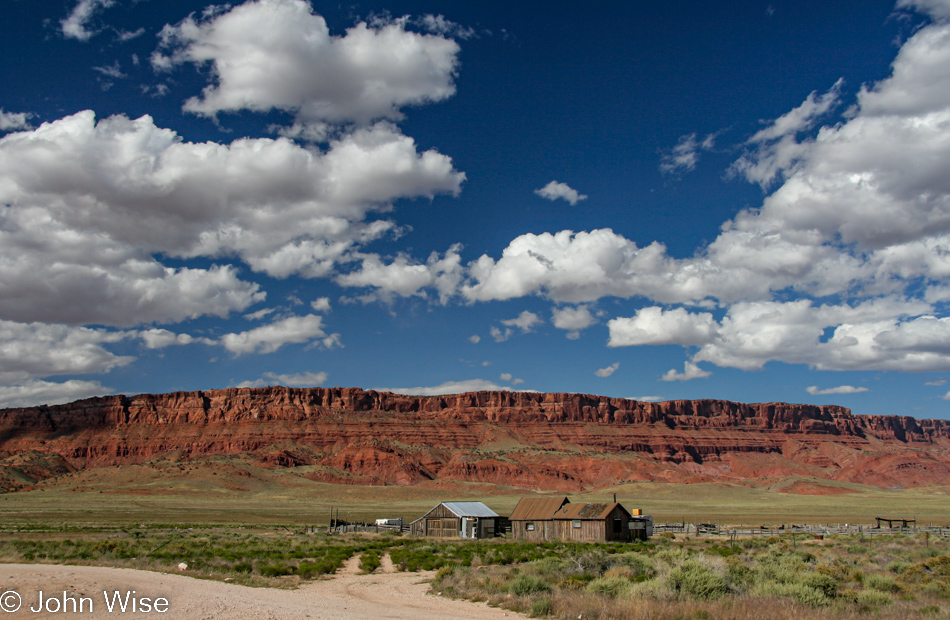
[510,497,634,542]
[409,501,502,538]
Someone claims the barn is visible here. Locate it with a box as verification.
[409,501,502,538]
[510,497,634,542]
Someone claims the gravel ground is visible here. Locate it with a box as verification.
[0,561,525,619]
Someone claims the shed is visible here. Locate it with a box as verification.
[409,501,502,538]
[509,497,634,542]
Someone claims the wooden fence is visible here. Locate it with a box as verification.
[653,522,950,538]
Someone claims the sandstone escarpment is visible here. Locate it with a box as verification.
[1,387,948,491]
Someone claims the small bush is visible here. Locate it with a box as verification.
[509,574,550,596]
[800,572,839,598]
[586,575,630,598]
[359,551,381,574]
[864,573,900,593]
[565,548,611,574]
[611,551,656,578]
[530,596,553,617]
[668,561,729,600]
[725,556,751,586]
[558,575,593,590]
[898,555,950,593]
[856,589,893,606]
[533,557,568,576]
[755,581,830,608]
[259,562,295,577]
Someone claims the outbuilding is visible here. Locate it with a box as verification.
[509,497,635,542]
[409,501,502,538]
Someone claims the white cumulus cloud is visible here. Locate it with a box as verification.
[140,329,215,349]
[501,310,543,333]
[534,181,587,205]
[61,0,114,41]
[551,305,597,334]
[661,362,712,382]
[153,0,460,130]
[335,246,464,303]
[310,298,332,312]
[897,0,950,20]
[220,314,338,355]
[608,307,718,347]
[0,321,134,384]
[595,362,619,377]
[806,385,869,395]
[0,111,463,325]
[0,379,113,409]
[0,110,32,132]
[457,12,950,377]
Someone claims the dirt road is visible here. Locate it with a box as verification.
[0,562,524,619]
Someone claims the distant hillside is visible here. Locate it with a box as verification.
[1,387,948,492]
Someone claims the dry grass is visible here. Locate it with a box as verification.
[0,458,947,527]
[434,533,950,619]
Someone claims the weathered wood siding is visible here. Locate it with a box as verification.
[553,519,607,541]
[426,517,460,537]
[511,506,631,542]
[511,519,557,541]
[410,503,461,537]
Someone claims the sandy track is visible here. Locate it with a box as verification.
[0,563,524,619]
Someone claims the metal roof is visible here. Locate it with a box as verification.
[508,497,570,520]
[441,501,499,518]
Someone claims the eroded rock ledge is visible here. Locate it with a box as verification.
[1,388,948,490]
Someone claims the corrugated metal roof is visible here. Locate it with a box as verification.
[509,497,570,520]
[441,501,499,518]
[555,502,630,520]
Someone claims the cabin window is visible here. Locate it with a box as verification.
[572,520,582,528]
[613,518,623,534]
[526,523,535,531]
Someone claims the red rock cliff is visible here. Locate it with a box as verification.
[1,387,948,490]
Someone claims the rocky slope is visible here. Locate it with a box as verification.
[1,387,948,491]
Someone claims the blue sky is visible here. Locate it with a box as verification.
[3,0,950,419]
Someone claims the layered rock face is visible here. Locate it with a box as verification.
[1,387,948,490]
